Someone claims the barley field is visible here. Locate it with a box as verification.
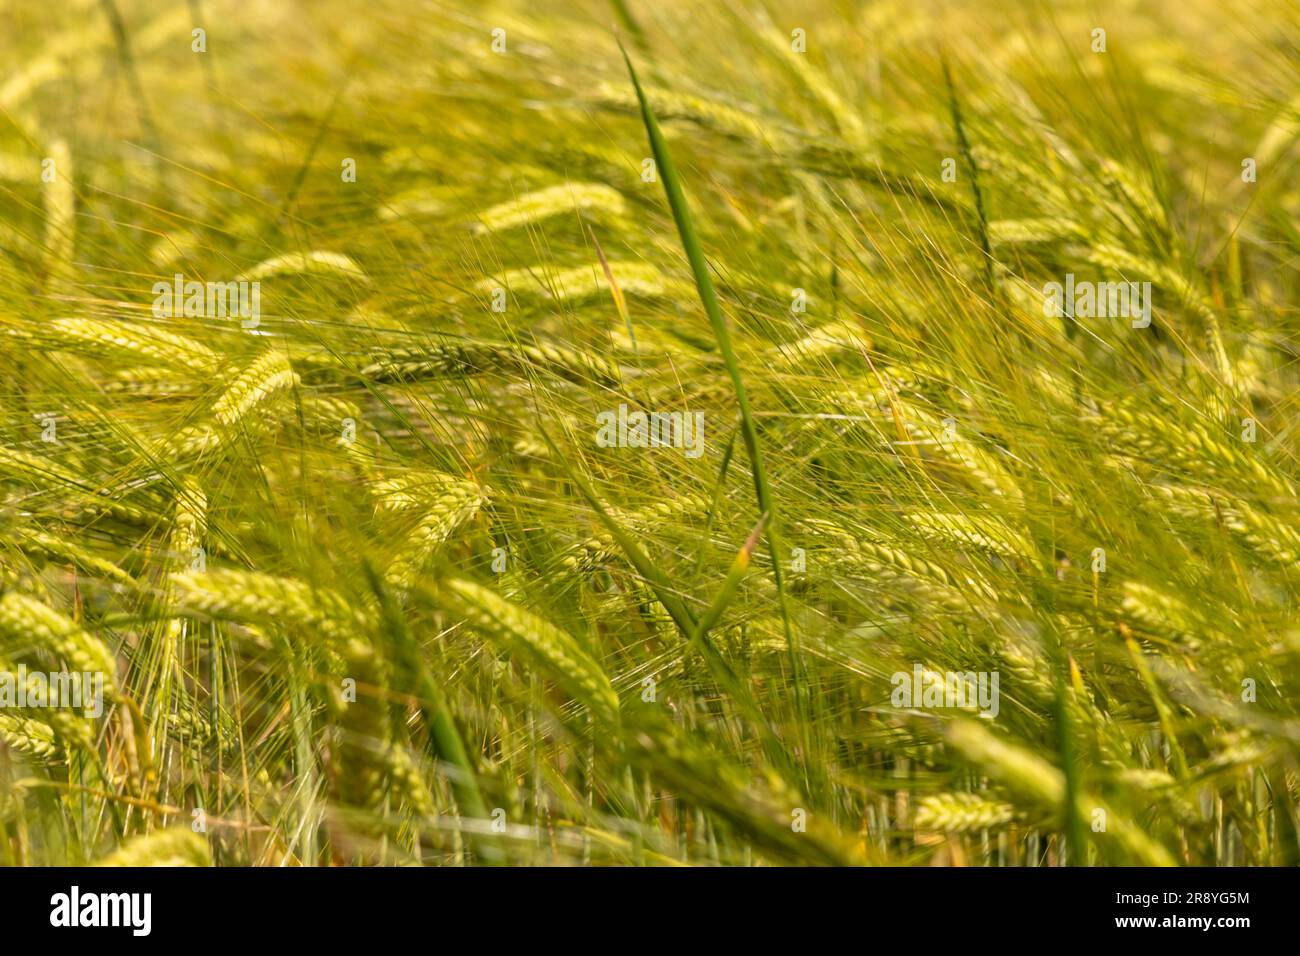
[0,0,1297,867]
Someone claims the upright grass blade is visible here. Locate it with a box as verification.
[539,424,696,638]
[590,226,637,354]
[608,0,650,55]
[621,46,812,775]
[690,514,766,645]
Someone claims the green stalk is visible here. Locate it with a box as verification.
[362,561,504,864]
[621,47,811,775]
